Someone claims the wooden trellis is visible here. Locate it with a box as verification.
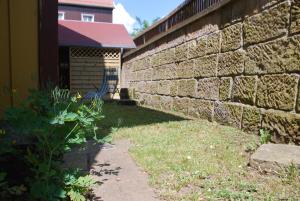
[69,47,121,95]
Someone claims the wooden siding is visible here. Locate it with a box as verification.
[59,5,113,23]
[70,47,120,95]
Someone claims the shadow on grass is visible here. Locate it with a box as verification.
[98,102,186,137]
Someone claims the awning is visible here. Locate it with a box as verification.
[58,20,136,49]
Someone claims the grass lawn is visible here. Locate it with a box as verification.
[101,103,300,201]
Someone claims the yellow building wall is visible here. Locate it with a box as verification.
[0,0,12,116]
[9,0,39,105]
[0,0,39,117]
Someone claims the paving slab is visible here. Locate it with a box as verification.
[250,144,300,172]
[64,140,159,201]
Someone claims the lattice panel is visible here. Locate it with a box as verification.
[70,47,120,59]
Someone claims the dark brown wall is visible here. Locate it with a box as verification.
[59,5,113,23]
[39,0,59,88]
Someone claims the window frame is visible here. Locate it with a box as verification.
[81,13,95,22]
[58,11,65,20]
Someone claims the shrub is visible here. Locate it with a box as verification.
[1,87,106,201]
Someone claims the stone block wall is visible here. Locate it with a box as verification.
[122,0,300,144]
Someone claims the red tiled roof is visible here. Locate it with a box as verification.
[59,20,136,49]
[58,0,114,8]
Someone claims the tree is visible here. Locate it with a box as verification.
[131,17,160,37]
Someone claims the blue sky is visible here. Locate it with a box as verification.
[113,0,184,33]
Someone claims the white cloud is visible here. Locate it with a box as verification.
[113,3,136,33]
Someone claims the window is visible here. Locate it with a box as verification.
[58,12,65,20]
[81,14,94,22]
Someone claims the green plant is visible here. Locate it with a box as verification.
[259,129,272,144]
[245,141,259,153]
[3,87,106,201]
[281,163,300,184]
[64,170,96,201]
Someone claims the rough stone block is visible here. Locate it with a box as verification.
[219,77,233,101]
[144,68,152,81]
[250,144,300,171]
[160,96,173,111]
[291,0,300,34]
[221,23,242,52]
[245,35,300,75]
[150,95,162,109]
[197,78,219,100]
[257,74,299,111]
[136,81,145,93]
[214,102,243,128]
[143,82,150,94]
[243,2,289,45]
[173,97,190,115]
[142,57,151,70]
[262,110,300,144]
[164,63,177,80]
[151,53,160,67]
[152,66,166,80]
[189,99,214,121]
[170,81,178,97]
[206,32,220,55]
[143,94,152,106]
[194,55,218,78]
[242,106,261,133]
[136,71,144,81]
[160,48,175,65]
[188,36,207,59]
[297,86,300,113]
[176,60,195,79]
[158,80,171,95]
[218,50,245,76]
[177,79,197,97]
[149,82,159,94]
[232,76,257,105]
[175,44,188,62]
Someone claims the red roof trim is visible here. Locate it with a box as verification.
[58,20,136,49]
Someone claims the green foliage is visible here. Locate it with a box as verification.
[259,129,272,144]
[64,170,96,201]
[281,163,300,184]
[131,16,160,37]
[216,188,254,200]
[245,141,259,153]
[2,87,106,200]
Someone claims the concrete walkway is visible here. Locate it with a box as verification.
[64,140,159,201]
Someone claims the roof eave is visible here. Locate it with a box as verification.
[59,3,114,9]
[59,44,136,49]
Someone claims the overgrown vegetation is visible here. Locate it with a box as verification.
[0,87,107,201]
[259,129,272,145]
[101,104,300,201]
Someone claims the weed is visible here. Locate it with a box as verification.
[245,141,258,153]
[281,163,300,184]
[259,129,272,144]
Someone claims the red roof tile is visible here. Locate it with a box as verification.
[58,0,114,8]
[59,20,136,49]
